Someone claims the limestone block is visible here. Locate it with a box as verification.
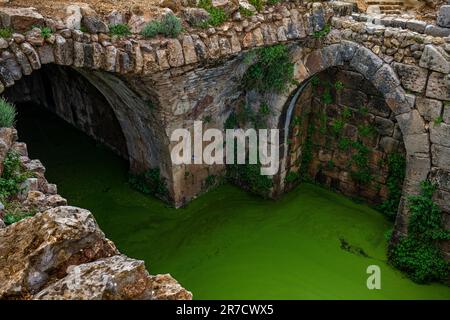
[437,5,450,28]
[432,144,450,170]
[416,97,443,122]
[0,7,44,32]
[419,45,450,74]
[396,109,426,136]
[426,72,450,101]
[350,47,383,80]
[34,256,192,300]
[372,63,401,95]
[0,206,119,298]
[393,62,428,93]
[430,122,450,148]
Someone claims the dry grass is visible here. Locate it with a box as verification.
[0,0,164,18]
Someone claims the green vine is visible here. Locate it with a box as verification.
[390,181,450,284]
[378,153,406,221]
[351,141,372,185]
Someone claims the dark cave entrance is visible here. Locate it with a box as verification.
[2,64,129,160]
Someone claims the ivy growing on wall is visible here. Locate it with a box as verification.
[390,181,450,284]
[242,44,294,93]
[378,153,406,221]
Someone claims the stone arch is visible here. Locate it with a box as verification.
[273,41,429,238]
[0,43,172,197]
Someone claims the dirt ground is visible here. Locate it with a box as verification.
[0,0,163,17]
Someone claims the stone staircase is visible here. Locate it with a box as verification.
[366,0,405,14]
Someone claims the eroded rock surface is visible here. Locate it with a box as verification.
[0,206,118,299]
[34,255,192,300]
[0,206,192,300]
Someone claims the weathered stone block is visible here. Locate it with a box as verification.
[54,35,73,66]
[37,45,55,65]
[374,116,394,136]
[444,103,450,124]
[406,19,427,33]
[337,88,368,108]
[416,97,443,122]
[0,8,44,32]
[81,16,109,34]
[430,168,450,192]
[431,122,450,147]
[393,62,428,93]
[20,42,41,70]
[404,133,430,155]
[350,47,383,80]
[419,45,450,74]
[404,155,431,194]
[425,24,450,37]
[396,109,426,136]
[0,206,119,298]
[384,86,414,115]
[432,144,450,170]
[372,64,401,95]
[426,72,450,101]
[182,35,198,65]
[33,255,192,300]
[379,136,400,153]
[437,5,450,28]
[367,96,391,117]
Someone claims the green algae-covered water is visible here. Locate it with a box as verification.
[17,105,450,300]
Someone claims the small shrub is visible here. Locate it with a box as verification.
[331,118,345,136]
[239,6,254,17]
[129,168,168,197]
[285,171,298,183]
[321,90,333,105]
[338,137,352,151]
[141,21,161,38]
[249,0,264,11]
[378,153,405,221]
[0,27,13,39]
[341,106,352,119]
[198,0,229,27]
[242,44,294,93]
[267,0,281,4]
[351,141,372,185]
[0,151,29,202]
[433,116,444,126]
[358,124,376,137]
[0,98,16,128]
[109,24,131,37]
[141,14,182,38]
[34,26,52,39]
[204,175,216,188]
[334,80,344,91]
[390,181,450,284]
[227,163,273,197]
[313,24,331,38]
[2,201,35,225]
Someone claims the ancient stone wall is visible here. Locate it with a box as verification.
[0,2,448,244]
[284,67,406,204]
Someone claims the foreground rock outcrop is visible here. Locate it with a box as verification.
[0,128,192,300]
[0,206,192,300]
[34,255,191,300]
